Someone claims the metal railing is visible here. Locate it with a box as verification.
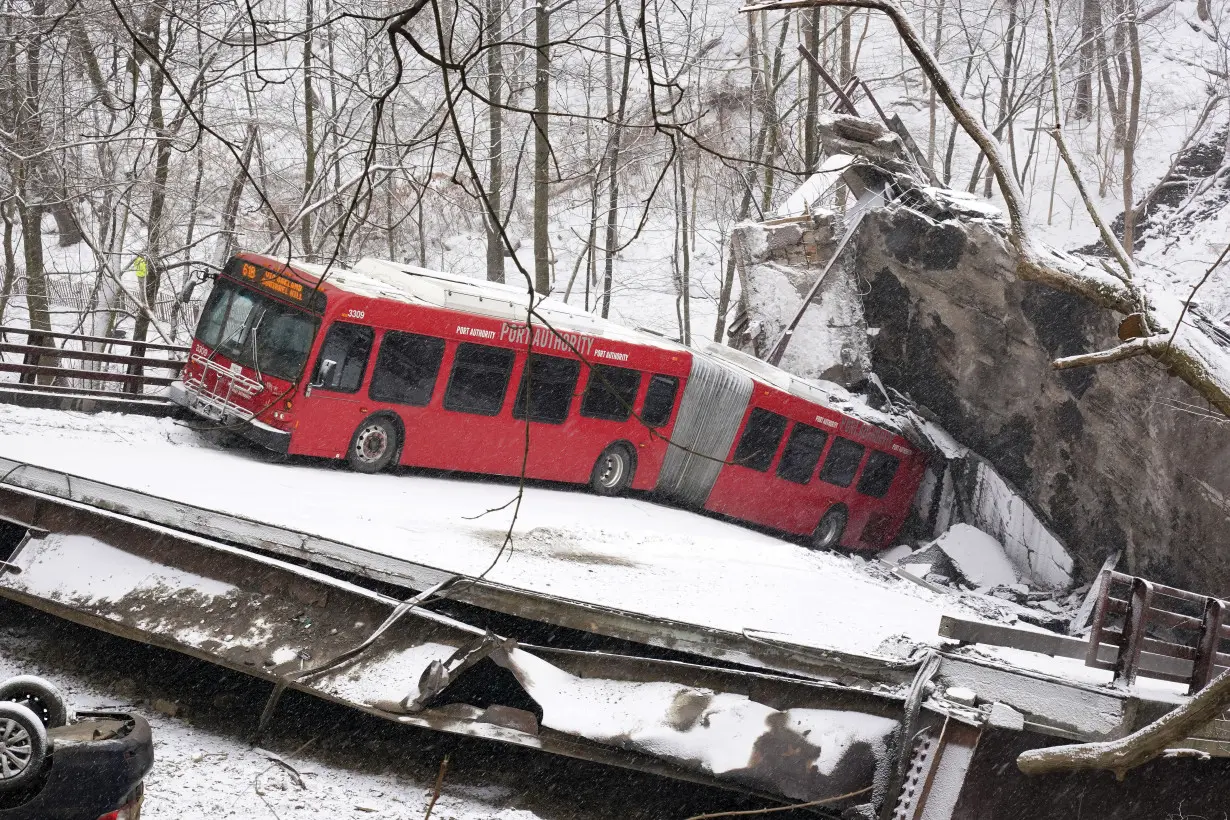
[0,325,190,398]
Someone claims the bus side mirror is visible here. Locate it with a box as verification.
[312,359,337,388]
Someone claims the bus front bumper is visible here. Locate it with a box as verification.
[169,381,292,455]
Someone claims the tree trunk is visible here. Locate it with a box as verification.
[1073,0,1097,119]
[1122,0,1142,255]
[928,0,944,169]
[218,126,257,267]
[0,202,14,334]
[14,0,56,383]
[803,8,821,172]
[675,156,691,345]
[533,0,550,294]
[129,8,170,391]
[16,195,55,385]
[486,0,505,282]
[984,0,1016,199]
[302,0,316,260]
[601,0,631,319]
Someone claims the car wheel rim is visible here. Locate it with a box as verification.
[355,426,388,463]
[5,696,48,726]
[599,452,625,488]
[0,718,32,779]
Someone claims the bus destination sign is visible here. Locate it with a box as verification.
[241,262,307,303]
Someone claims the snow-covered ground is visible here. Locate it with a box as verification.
[0,403,1007,660]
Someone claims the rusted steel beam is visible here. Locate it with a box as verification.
[888,716,984,820]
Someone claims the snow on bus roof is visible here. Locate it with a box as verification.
[292,257,690,355]
[696,342,906,435]
[287,255,905,436]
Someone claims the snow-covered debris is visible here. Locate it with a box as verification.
[500,648,895,803]
[731,213,872,387]
[917,186,1006,223]
[909,417,1074,591]
[961,461,1073,590]
[778,154,854,217]
[877,544,914,564]
[928,524,1019,589]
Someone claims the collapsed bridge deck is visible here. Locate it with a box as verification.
[0,404,1226,817]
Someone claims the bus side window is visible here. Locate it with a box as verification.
[580,364,641,422]
[369,331,446,406]
[857,451,900,498]
[513,353,581,424]
[641,375,679,427]
[732,408,788,472]
[776,423,829,484]
[818,436,865,488]
[311,322,374,393]
[443,343,516,416]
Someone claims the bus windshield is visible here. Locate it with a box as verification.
[195,276,320,382]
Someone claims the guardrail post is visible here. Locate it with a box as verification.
[1191,597,1226,694]
[1085,568,1115,670]
[1114,577,1154,687]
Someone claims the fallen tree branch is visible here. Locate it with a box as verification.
[1017,665,1230,778]
[423,755,449,820]
[1052,338,1150,369]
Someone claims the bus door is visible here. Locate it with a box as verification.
[294,321,376,458]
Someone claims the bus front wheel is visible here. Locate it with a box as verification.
[347,416,399,474]
[590,444,635,497]
[811,505,848,551]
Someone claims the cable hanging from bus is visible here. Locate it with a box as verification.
[171,253,928,551]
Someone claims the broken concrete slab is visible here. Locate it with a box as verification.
[929,524,1019,590]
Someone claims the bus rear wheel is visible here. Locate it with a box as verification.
[811,505,848,551]
[348,416,399,474]
[590,444,635,497]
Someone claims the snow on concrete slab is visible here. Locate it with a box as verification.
[930,524,1019,589]
[502,647,894,801]
[0,405,1001,660]
[963,461,1074,590]
[17,533,237,603]
[877,544,914,564]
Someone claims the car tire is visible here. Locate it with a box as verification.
[347,416,399,474]
[0,701,48,794]
[811,505,848,551]
[0,676,67,729]
[589,443,636,497]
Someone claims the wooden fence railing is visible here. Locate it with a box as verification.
[1086,569,1229,694]
[0,325,190,398]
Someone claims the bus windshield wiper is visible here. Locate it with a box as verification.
[249,309,266,384]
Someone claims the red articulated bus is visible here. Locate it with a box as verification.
[171,252,927,550]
